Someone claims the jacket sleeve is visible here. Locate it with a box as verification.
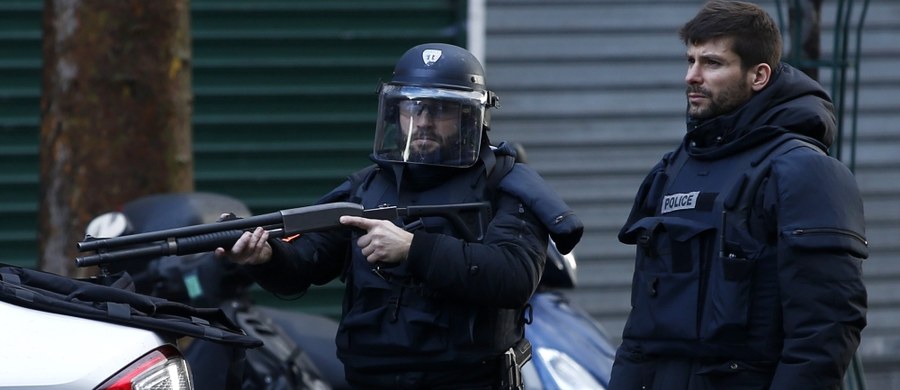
[244,229,351,296]
[406,191,549,309]
[767,150,868,388]
[243,179,356,296]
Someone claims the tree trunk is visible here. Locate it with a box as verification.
[39,0,193,276]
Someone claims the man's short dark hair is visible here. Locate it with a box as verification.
[679,0,782,70]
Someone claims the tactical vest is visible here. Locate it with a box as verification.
[619,134,819,357]
[334,155,522,371]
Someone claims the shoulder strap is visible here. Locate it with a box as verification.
[659,135,820,212]
[630,135,819,241]
[723,135,820,211]
[487,152,516,193]
[720,135,821,245]
[347,164,380,203]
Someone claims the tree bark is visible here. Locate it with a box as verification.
[39,0,193,276]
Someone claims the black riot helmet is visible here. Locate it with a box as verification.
[373,43,499,168]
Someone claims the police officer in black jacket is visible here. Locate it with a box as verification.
[219,43,583,389]
[608,1,867,389]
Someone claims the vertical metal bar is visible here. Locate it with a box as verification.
[848,0,871,173]
[831,0,848,160]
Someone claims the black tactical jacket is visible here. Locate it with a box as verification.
[246,144,582,383]
[610,64,868,390]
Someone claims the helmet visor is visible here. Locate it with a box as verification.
[374,85,486,168]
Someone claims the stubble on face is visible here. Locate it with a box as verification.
[686,80,753,120]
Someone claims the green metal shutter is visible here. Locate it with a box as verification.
[191,0,467,314]
[192,0,467,214]
[0,2,41,269]
[0,0,466,272]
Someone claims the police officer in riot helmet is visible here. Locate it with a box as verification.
[374,43,493,168]
[219,43,583,389]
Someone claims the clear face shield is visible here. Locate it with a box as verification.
[373,84,487,168]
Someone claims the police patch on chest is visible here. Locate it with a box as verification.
[661,191,701,214]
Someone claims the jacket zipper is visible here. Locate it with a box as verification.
[790,227,868,246]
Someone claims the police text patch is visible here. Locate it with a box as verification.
[661,191,700,214]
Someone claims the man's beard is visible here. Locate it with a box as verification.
[407,145,443,164]
[686,80,754,120]
[401,133,460,165]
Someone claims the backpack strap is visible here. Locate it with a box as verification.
[346,164,380,204]
[483,147,517,214]
[487,151,516,193]
[723,135,821,211]
[621,134,821,246]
